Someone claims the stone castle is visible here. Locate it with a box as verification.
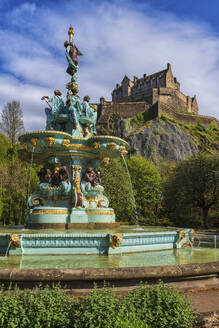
[97,63,217,134]
[112,63,198,114]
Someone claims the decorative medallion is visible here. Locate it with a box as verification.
[107,142,116,151]
[62,139,70,147]
[93,141,101,150]
[110,233,122,248]
[119,146,126,153]
[45,137,56,147]
[30,138,38,147]
[9,234,20,248]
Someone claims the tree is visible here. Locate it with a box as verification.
[100,158,136,223]
[0,100,24,145]
[0,135,39,226]
[126,156,162,222]
[163,153,219,228]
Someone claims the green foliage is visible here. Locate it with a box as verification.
[0,283,196,328]
[163,153,219,228]
[126,156,162,221]
[0,285,71,328]
[207,120,219,131]
[130,112,145,127]
[0,133,10,162]
[160,114,219,153]
[100,158,136,223]
[124,282,195,328]
[0,134,39,225]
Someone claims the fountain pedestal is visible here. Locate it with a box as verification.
[18,131,128,229]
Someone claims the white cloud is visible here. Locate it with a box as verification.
[0,0,219,132]
[9,2,36,25]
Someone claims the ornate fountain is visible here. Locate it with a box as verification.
[0,26,191,256]
[18,25,128,231]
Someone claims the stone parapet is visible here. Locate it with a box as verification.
[158,101,218,126]
[0,262,219,294]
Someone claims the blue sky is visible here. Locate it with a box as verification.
[0,0,219,130]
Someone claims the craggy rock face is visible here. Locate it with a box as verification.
[123,118,199,162]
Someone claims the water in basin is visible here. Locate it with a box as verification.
[1,247,219,269]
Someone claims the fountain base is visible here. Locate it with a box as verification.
[27,222,120,230]
[28,206,117,229]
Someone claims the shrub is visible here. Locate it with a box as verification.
[0,282,196,328]
[0,284,72,328]
[124,282,195,328]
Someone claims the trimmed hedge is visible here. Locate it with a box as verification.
[0,282,196,328]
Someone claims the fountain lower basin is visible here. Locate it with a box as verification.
[0,229,191,255]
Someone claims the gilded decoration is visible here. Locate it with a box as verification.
[92,104,98,111]
[30,138,38,147]
[63,143,94,152]
[103,157,110,166]
[9,234,20,248]
[90,135,129,147]
[85,210,114,215]
[107,142,116,151]
[73,166,82,193]
[93,142,101,150]
[62,139,70,147]
[119,146,126,153]
[110,233,122,248]
[119,146,128,156]
[176,230,186,244]
[84,195,98,208]
[45,137,56,147]
[32,209,68,215]
[68,24,74,42]
[42,185,62,190]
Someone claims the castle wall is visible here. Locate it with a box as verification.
[97,99,150,125]
[158,101,217,126]
[158,88,196,113]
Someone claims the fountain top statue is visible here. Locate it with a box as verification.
[64,25,83,89]
[41,26,95,138]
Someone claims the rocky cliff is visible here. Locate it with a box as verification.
[97,113,219,162]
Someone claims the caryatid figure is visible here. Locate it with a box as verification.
[67,85,83,131]
[82,96,98,135]
[41,90,65,130]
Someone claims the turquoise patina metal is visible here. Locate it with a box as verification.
[0,230,192,255]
